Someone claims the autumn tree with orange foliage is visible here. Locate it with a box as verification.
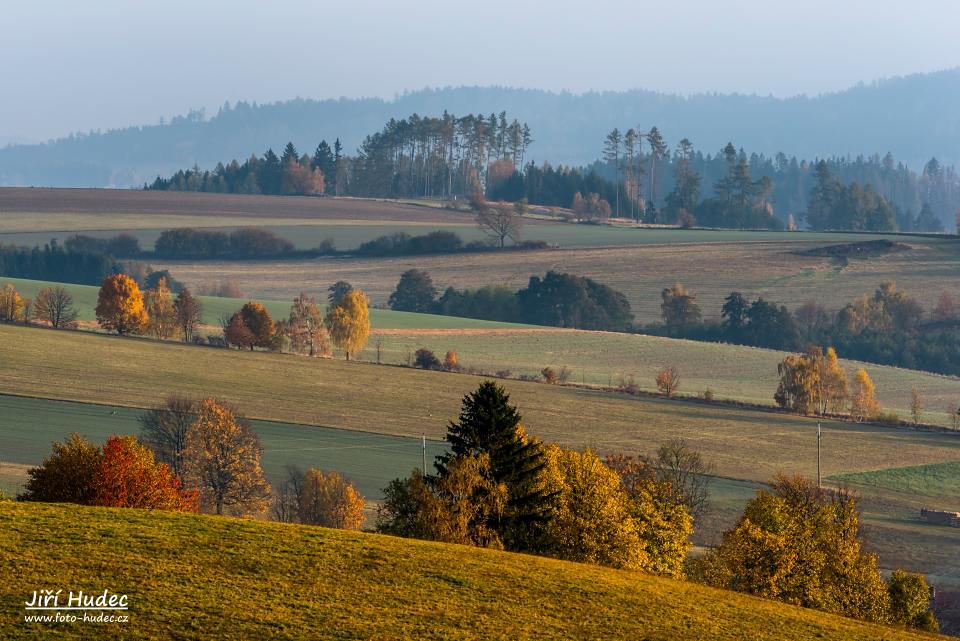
[94,435,197,511]
[225,301,275,350]
[184,398,271,516]
[95,274,148,335]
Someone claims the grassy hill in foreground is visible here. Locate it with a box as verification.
[0,502,938,641]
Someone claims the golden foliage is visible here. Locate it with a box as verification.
[144,277,177,339]
[325,289,370,360]
[775,347,848,416]
[693,475,892,623]
[849,368,880,422]
[539,445,647,570]
[0,283,26,322]
[95,274,148,335]
[184,398,271,516]
[298,468,365,530]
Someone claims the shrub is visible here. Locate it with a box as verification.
[19,433,101,504]
[414,348,442,370]
[656,366,680,398]
[541,367,558,384]
[94,435,197,511]
[700,388,715,402]
[618,375,640,395]
[443,350,458,371]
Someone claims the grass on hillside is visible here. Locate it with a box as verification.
[0,502,938,641]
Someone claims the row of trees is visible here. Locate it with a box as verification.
[222,288,370,360]
[148,141,333,196]
[388,269,634,331]
[654,281,960,376]
[775,347,882,422]
[148,112,533,201]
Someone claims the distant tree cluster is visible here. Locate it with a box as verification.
[388,269,633,331]
[593,129,957,231]
[148,141,330,196]
[350,112,532,199]
[650,281,960,376]
[154,227,295,259]
[0,242,121,286]
[222,288,369,360]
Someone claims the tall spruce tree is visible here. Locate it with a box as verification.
[436,381,555,549]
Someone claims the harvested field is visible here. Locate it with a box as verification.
[154,237,960,324]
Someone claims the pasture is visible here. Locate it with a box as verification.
[152,236,960,324]
[1,502,934,641]
[4,276,959,425]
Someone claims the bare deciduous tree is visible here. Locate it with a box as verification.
[653,438,713,521]
[32,286,78,328]
[476,201,523,248]
[138,396,197,480]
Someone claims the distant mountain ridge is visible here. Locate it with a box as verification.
[2,69,960,188]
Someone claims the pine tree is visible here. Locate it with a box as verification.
[436,381,555,549]
[280,142,299,167]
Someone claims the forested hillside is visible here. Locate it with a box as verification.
[3,70,960,189]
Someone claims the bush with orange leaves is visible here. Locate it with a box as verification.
[94,435,197,511]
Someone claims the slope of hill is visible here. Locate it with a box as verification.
[0,502,939,640]
[2,70,960,187]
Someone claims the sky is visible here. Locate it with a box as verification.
[3,0,959,143]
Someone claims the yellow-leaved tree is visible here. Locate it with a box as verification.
[95,274,148,335]
[0,283,26,322]
[298,468,366,530]
[184,398,271,516]
[325,288,370,360]
[144,277,177,339]
[692,475,894,624]
[539,445,646,570]
[849,368,880,422]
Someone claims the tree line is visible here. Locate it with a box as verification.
[388,269,634,332]
[145,108,958,234]
[593,128,957,231]
[654,281,960,376]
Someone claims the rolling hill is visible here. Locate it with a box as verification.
[3,71,960,186]
[0,502,940,640]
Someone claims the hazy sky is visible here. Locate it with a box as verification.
[4,0,958,143]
